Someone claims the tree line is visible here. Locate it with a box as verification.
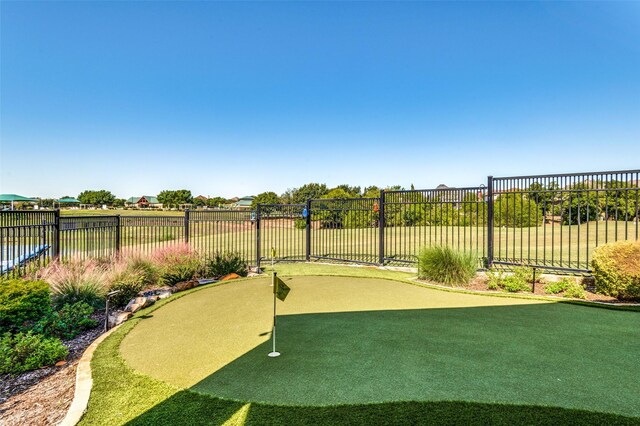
[48,180,640,228]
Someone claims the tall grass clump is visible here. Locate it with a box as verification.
[418,246,477,286]
[202,252,248,278]
[151,244,202,286]
[38,259,110,309]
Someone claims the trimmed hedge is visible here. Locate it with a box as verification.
[592,241,640,299]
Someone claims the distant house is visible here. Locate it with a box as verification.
[231,196,254,210]
[125,196,162,209]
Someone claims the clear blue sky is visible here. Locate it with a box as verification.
[1,1,639,199]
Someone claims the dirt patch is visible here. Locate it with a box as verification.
[0,313,105,425]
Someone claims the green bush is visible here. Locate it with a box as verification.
[418,246,477,286]
[592,241,640,299]
[0,331,68,374]
[564,282,587,299]
[500,275,531,293]
[485,266,532,293]
[33,302,97,340]
[152,245,202,286]
[160,262,201,286]
[0,279,51,334]
[202,252,248,278]
[544,279,571,295]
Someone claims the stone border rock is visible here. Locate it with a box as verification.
[59,326,120,426]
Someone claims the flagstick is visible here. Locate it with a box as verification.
[268,272,281,357]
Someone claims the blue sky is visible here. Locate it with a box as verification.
[1,2,639,199]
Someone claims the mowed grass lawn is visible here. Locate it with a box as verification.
[80,264,640,425]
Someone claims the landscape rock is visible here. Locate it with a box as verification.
[124,296,155,313]
[156,289,173,299]
[220,273,241,281]
[108,311,132,328]
[174,280,199,292]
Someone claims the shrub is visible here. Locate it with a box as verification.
[0,279,51,334]
[500,275,531,293]
[33,302,97,340]
[153,245,202,286]
[564,282,587,299]
[592,241,640,299]
[485,266,532,293]
[202,252,248,278]
[0,331,68,374]
[418,246,477,286]
[123,254,159,287]
[486,270,502,290]
[107,260,148,308]
[39,259,109,309]
[544,278,571,295]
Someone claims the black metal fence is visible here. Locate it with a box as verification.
[1,169,638,276]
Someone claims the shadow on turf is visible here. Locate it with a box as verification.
[124,392,640,425]
[124,303,640,424]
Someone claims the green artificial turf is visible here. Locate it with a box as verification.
[81,265,640,425]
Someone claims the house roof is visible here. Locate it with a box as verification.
[127,196,160,204]
[234,199,253,207]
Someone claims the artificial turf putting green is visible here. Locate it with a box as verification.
[119,274,640,418]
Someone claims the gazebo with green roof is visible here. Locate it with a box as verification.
[0,194,38,210]
[56,197,81,208]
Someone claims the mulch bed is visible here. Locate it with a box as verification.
[438,274,639,305]
[0,312,105,426]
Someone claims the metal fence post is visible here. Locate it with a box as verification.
[255,204,261,270]
[487,176,494,268]
[379,190,385,265]
[115,214,121,255]
[184,209,190,243]
[305,199,311,261]
[53,209,61,260]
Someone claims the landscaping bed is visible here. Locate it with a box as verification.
[0,313,104,426]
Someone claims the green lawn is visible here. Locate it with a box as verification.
[80,265,640,425]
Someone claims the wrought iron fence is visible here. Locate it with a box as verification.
[490,169,640,272]
[1,168,638,276]
[309,198,380,265]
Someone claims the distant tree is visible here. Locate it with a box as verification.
[494,193,542,227]
[291,183,329,203]
[113,198,126,208]
[386,185,404,191]
[252,192,280,208]
[193,197,207,207]
[363,186,381,198]
[39,198,56,208]
[206,197,227,208]
[322,188,352,200]
[78,190,116,206]
[157,190,193,208]
[332,185,361,197]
